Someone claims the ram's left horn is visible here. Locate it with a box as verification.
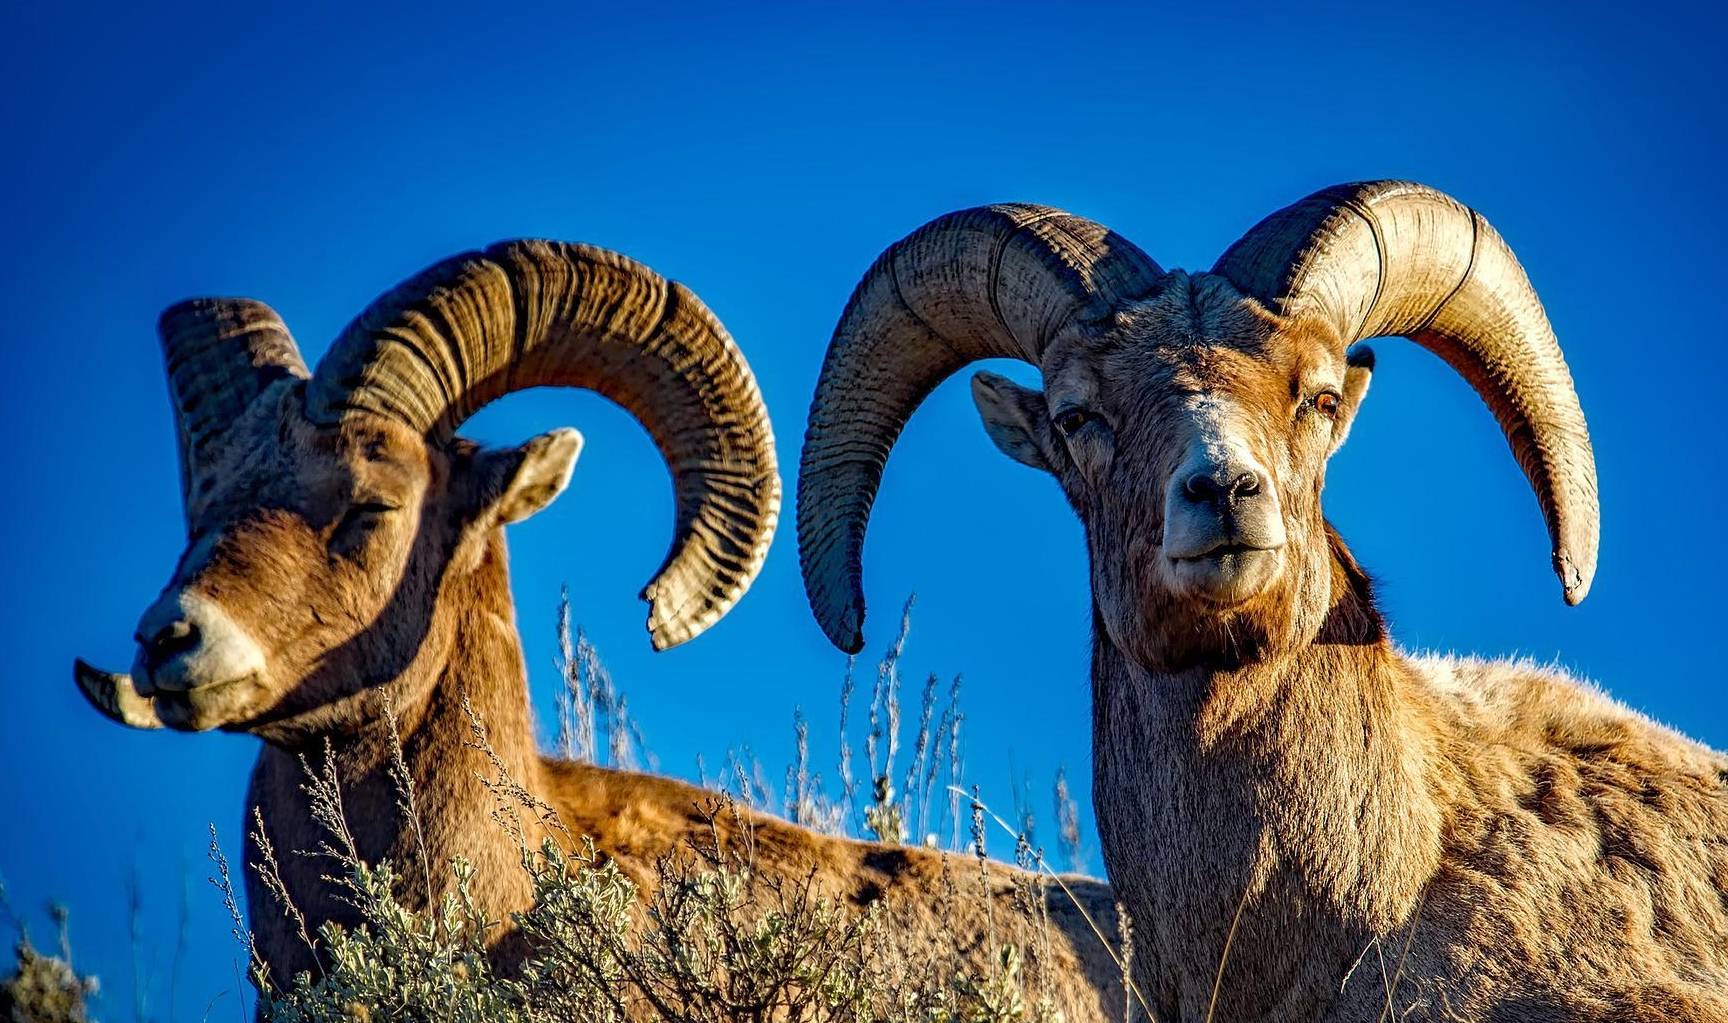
[74,659,162,730]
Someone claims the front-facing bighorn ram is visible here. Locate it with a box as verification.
[799,182,1728,1021]
[75,241,1120,1017]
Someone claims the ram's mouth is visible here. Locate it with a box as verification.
[1170,542,1282,563]
[1163,540,1283,605]
[74,660,261,732]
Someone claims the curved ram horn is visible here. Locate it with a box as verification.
[797,205,1164,653]
[74,659,161,730]
[304,241,779,650]
[1213,181,1598,604]
[160,299,308,523]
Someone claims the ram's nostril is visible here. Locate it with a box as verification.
[1184,473,1221,502]
[147,619,200,662]
[1230,472,1262,500]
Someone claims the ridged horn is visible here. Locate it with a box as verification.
[160,299,308,522]
[798,205,1164,653]
[1214,181,1598,604]
[305,241,779,650]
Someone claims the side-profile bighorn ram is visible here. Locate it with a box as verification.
[799,182,1728,1021]
[75,241,1120,1016]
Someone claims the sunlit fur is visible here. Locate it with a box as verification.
[120,380,1122,1018]
[976,273,1728,1021]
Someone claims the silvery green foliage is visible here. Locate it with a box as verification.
[226,726,1063,1023]
[0,890,96,1023]
[259,857,526,1023]
[252,827,1059,1023]
[0,939,95,1023]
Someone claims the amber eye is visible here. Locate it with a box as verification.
[1054,409,1093,436]
[1313,392,1341,418]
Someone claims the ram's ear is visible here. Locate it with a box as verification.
[1330,347,1375,455]
[471,428,584,525]
[971,371,1059,473]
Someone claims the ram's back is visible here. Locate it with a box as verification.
[1395,655,1728,1017]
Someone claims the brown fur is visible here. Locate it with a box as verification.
[117,380,1123,1018]
[975,274,1728,1020]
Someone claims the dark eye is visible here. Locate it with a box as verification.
[336,501,397,536]
[1054,409,1094,437]
[1312,391,1341,419]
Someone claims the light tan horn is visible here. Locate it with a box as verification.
[797,205,1164,653]
[305,241,779,650]
[74,659,161,730]
[1213,181,1598,604]
[159,299,308,524]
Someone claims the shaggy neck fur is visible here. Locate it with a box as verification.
[1092,536,1448,1021]
[244,530,544,986]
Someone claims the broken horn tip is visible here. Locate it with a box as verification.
[1554,551,1594,606]
[830,602,866,655]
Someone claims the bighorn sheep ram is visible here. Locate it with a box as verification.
[74,241,1120,1015]
[799,182,1728,1021]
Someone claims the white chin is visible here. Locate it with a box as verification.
[1165,549,1281,604]
[154,673,263,732]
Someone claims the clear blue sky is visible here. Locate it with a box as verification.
[3,1,1724,1016]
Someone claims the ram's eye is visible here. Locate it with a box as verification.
[1054,409,1093,437]
[1313,392,1341,418]
[336,501,397,535]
